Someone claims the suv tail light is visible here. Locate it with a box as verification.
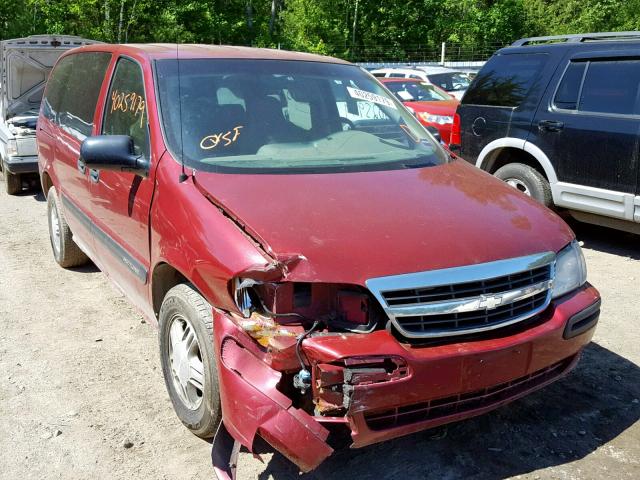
[450,113,461,146]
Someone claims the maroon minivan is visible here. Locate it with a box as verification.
[37,44,601,478]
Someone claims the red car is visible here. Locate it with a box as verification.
[381,78,458,144]
[37,44,600,479]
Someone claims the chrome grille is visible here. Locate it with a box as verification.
[366,252,555,339]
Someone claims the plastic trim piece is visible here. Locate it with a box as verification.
[563,299,601,339]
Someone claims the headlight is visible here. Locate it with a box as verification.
[418,113,453,125]
[552,240,587,299]
[7,139,18,156]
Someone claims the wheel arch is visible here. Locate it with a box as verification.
[476,138,558,184]
[151,262,190,318]
[41,170,54,198]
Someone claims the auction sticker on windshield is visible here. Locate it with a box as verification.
[347,87,397,110]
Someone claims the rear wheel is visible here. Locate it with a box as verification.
[494,162,552,207]
[46,186,89,267]
[159,283,221,439]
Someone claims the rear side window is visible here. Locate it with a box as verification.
[579,60,640,115]
[462,53,548,107]
[42,56,73,122]
[102,58,150,159]
[54,53,111,139]
[553,62,586,110]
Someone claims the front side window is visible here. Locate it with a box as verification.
[155,59,447,174]
[385,82,451,102]
[462,53,548,107]
[103,57,150,159]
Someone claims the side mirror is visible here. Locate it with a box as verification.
[80,135,149,177]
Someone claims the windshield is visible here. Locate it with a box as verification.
[427,72,471,92]
[155,59,447,173]
[385,81,451,102]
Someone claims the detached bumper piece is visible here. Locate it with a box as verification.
[212,313,332,480]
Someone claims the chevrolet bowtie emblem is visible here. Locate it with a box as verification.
[478,294,503,310]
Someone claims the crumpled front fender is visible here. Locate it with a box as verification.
[212,311,333,478]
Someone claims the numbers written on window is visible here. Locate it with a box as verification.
[103,58,150,159]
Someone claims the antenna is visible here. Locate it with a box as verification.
[176,42,188,183]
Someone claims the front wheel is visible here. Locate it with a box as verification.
[494,162,553,207]
[159,283,222,439]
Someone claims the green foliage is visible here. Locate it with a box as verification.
[1,0,639,60]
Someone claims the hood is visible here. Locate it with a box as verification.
[1,36,98,118]
[404,99,458,116]
[194,160,573,285]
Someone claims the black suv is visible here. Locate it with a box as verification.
[453,31,640,234]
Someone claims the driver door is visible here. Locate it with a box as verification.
[89,56,155,315]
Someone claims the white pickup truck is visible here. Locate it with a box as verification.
[0,35,98,194]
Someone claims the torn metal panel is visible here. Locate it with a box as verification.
[213,312,333,474]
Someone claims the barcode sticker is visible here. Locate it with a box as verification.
[347,87,397,110]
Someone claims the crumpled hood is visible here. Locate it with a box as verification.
[194,160,573,285]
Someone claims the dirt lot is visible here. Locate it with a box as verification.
[0,184,638,480]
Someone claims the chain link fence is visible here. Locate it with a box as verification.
[333,42,508,69]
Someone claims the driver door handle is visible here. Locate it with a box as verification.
[538,120,564,132]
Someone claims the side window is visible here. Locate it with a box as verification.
[409,74,422,80]
[389,73,405,78]
[42,56,73,122]
[103,58,150,159]
[579,60,640,115]
[462,53,548,107]
[553,62,586,110]
[45,53,110,136]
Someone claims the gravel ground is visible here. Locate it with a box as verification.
[0,185,638,480]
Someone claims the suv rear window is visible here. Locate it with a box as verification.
[553,59,640,115]
[580,60,640,115]
[462,53,548,107]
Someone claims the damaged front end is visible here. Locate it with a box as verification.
[211,266,396,479]
[211,255,598,479]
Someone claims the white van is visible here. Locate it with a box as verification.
[0,35,97,194]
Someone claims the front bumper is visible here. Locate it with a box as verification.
[212,284,599,476]
[4,155,39,174]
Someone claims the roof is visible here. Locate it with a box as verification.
[65,43,351,64]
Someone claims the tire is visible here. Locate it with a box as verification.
[494,162,553,207]
[159,283,222,439]
[46,186,89,267]
[4,169,21,195]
